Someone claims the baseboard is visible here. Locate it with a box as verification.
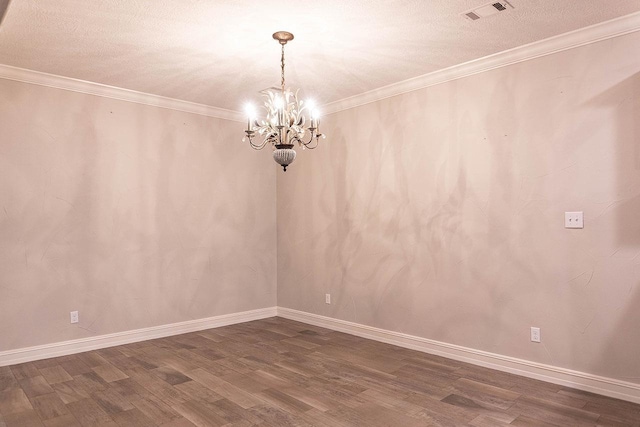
[0,307,277,367]
[277,307,640,404]
[4,305,637,404]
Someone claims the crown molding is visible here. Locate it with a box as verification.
[323,11,640,115]
[1,12,639,120]
[0,63,244,122]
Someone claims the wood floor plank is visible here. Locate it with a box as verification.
[9,363,41,381]
[58,357,93,377]
[257,387,313,413]
[127,371,190,406]
[248,404,315,427]
[110,408,156,427]
[508,394,601,426]
[39,366,73,385]
[157,418,196,427]
[51,380,91,404]
[2,317,639,426]
[510,414,564,426]
[0,387,33,415]
[0,368,18,393]
[173,380,223,404]
[468,413,514,426]
[42,413,82,427]
[172,399,229,427]
[358,387,424,415]
[92,364,129,383]
[30,392,70,420]
[2,409,44,427]
[33,359,61,370]
[66,397,115,426]
[448,377,520,410]
[18,376,54,398]
[91,389,136,415]
[71,372,109,395]
[150,367,191,386]
[219,372,270,394]
[130,395,182,425]
[208,397,264,425]
[76,352,110,369]
[186,368,263,409]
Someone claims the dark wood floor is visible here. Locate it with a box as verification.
[0,317,638,426]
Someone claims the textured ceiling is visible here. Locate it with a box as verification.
[0,0,639,112]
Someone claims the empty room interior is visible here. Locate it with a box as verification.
[1,1,640,426]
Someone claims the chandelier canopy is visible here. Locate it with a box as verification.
[243,31,325,171]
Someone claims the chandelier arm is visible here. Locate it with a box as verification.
[298,130,320,149]
[289,135,301,146]
[302,138,320,150]
[246,134,270,150]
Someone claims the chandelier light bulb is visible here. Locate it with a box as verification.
[310,109,320,130]
[245,103,255,118]
[245,104,256,131]
[242,31,326,171]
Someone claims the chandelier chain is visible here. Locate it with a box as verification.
[281,43,286,94]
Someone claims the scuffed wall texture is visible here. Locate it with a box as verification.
[277,31,640,383]
[0,80,276,351]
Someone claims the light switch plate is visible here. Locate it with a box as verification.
[565,212,584,229]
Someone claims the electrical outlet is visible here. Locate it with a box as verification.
[70,311,79,324]
[531,327,540,343]
[325,294,331,304]
[565,212,584,229]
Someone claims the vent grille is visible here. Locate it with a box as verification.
[465,12,481,21]
[461,1,513,21]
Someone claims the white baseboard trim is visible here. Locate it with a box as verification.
[277,307,640,404]
[0,306,277,367]
[4,305,638,404]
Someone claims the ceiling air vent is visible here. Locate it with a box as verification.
[465,11,481,21]
[461,1,513,21]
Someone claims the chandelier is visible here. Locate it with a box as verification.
[243,31,325,171]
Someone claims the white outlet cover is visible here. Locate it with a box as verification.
[565,211,584,229]
[70,311,79,324]
[531,327,541,343]
[325,294,331,304]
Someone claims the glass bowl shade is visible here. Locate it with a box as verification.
[273,148,296,171]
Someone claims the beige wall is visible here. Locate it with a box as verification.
[277,31,640,383]
[0,80,277,352]
[1,30,639,384]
